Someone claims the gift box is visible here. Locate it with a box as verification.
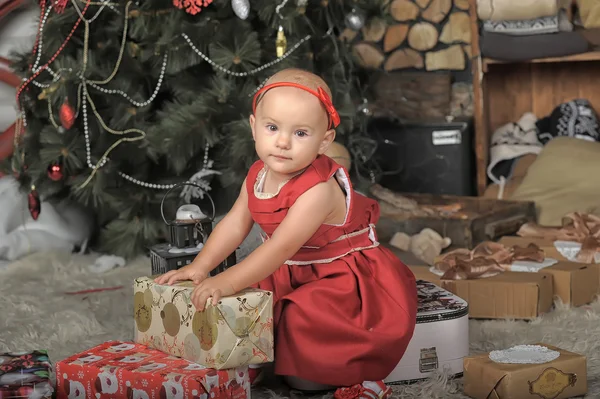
[133,276,274,369]
[499,236,599,305]
[499,236,600,264]
[55,340,250,399]
[464,343,587,399]
[408,265,554,320]
[0,350,54,399]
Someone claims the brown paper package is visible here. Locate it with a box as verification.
[464,344,587,399]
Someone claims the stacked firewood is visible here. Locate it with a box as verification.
[345,0,472,71]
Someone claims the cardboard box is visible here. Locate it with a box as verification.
[55,341,250,399]
[499,236,599,305]
[0,350,54,398]
[134,276,274,369]
[408,266,554,320]
[538,262,598,307]
[464,344,587,399]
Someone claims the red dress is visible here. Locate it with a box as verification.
[247,155,417,386]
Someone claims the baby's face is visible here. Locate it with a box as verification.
[250,86,333,177]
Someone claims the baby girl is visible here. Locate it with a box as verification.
[155,68,417,399]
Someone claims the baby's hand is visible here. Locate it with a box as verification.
[191,273,236,311]
[154,264,208,286]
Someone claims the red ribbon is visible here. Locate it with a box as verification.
[316,87,341,128]
[253,82,341,129]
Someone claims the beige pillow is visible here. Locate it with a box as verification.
[483,154,538,199]
[511,137,600,226]
[578,0,600,28]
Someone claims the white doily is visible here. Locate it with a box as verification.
[489,345,560,364]
[555,241,600,263]
[510,257,558,272]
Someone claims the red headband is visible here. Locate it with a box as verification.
[252,82,341,129]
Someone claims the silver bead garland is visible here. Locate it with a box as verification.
[181,33,312,77]
[86,53,168,107]
[26,0,312,191]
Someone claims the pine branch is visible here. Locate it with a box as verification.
[145,97,216,174]
[10,0,383,258]
[208,21,262,73]
[98,213,164,259]
[69,168,122,211]
[217,118,256,187]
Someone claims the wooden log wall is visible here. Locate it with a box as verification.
[346,0,472,72]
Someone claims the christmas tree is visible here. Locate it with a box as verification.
[6,0,382,258]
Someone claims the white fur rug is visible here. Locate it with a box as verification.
[0,250,598,398]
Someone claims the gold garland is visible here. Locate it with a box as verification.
[39,0,144,188]
[128,8,175,18]
[48,99,60,129]
[79,83,147,187]
[11,117,24,174]
[16,0,140,182]
[69,0,147,188]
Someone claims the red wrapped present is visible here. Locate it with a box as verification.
[55,341,249,399]
[0,350,54,398]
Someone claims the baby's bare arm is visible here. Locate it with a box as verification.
[219,180,338,291]
[190,179,254,274]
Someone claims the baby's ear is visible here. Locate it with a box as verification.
[249,115,256,141]
[318,129,336,154]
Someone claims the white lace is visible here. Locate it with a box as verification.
[489,345,560,364]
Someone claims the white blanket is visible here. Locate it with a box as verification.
[0,176,94,267]
[477,0,558,21]
[0,6,38,132]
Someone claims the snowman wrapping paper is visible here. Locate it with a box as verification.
[133,277,274,370]
[55,341,250,399]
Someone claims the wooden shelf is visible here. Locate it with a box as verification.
[483,51,600,70]
[468,0,600,195]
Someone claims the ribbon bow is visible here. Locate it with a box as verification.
[253,82,341,129]
[316,87,340,128]
[518,212,600,263]
[432,241,545,280]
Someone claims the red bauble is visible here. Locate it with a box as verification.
[54,0,68,13]
[59,100,76,129]
[28,187,41,220]
[48,163,64,181]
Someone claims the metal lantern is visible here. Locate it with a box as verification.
[149,182,236,276]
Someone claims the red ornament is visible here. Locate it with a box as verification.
[48,162,64,181]
[54,0,69,13]
[17,0,91,110]
[173,0,213,15]
[59,100,76,129]
[28,187,41,220]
